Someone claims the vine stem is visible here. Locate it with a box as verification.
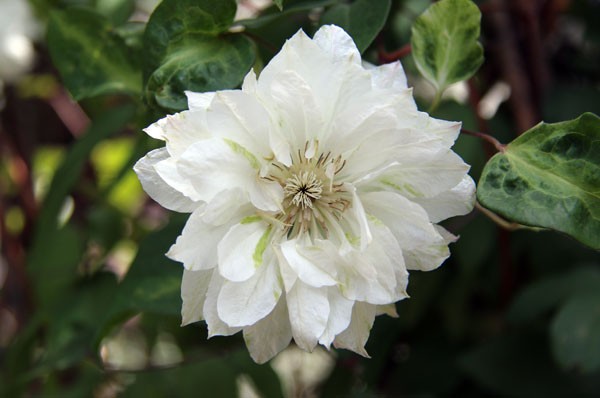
[377,43,412,63]
[475,202,522,231]
[460,128,506,153]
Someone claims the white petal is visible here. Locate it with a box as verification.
[338,220,407,304]
[376,303,399,317]
[178,138,282,211]
[143,116,167,140]
[268,70,323,150]
[204,272,242,337]
[280,237,337,288]
[361,191,443,251]
[402,226,456,271]
[313,24,361,64]
[348,185,372,250]
[156,110,211,157]
[286,281,329,351]
[402,243,449,272]
[273,246,298,293]
[243,297,292,364]
[167,206,247,271]
[207,90,272,159]
[413,175,476,222]
[366,61,408,90]
[201,188,249,226]
[358,150,470,199]
[217,255,282,327]
[153,156,202,202]
[133,148,198,212]
[181,269,212,326]
[185,91,215,111]
[218,220,270,282]
[318,289,354,348]
[333,302,376,357]
[241,69,257,93]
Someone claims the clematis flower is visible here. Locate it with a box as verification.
[134,25,475,363]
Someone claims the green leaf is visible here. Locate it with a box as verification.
[411,0,483,93]
[477,113,600,249]
[508,266,600,323]
[320,0,391,53]
[47,8,141,100]
[145,35,255,110]
[144,0,254,110]
[33,274,119,374]
[460,331,589,396]
[96,0,135,25]
[274,0,284,10]
[95,215,187,345]
[121,356,238,397]
[236,0,338,30]
[551,291,600,373]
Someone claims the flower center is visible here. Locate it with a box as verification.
[264,141,351,239]
[283,171,323,209]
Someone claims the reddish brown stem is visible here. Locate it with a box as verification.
[378,43,412,63]
[461,128,506,153]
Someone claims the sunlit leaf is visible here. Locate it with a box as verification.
[411,0,483,94]
[320,0,391,53]
[144,0,254,110]
[31,105,135,242]
[47,8,141,100]
[27,105,135,306]
[477,113,600,249]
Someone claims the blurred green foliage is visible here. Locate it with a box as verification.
[1,0,599,397]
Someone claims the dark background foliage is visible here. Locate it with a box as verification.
[1,0,599,396]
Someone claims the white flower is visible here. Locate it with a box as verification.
[0,0,40,83]
[134,25,475,363]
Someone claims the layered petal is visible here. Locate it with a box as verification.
[243,297,293,364]
[133,148,198,212]
[413,175,476,222]
[217,253,282,327]
[178,138,283,212]
[287,281,330,351]
[333,302,376,357]
[181,269,212,326]
[167,206,245,271]
[218,220,271,282]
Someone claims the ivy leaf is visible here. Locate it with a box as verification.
[320,0,391,53]
[411,0,483,94]
[144,0,255,110]
[551,291,600,373]
[47,8,141,100]
[477,113,600,249]
[145,35,255,110]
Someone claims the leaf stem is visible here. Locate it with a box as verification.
[377,43,412,63]
[475,201,522,231]
[460,128,506,153]
[427,89,443,114]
